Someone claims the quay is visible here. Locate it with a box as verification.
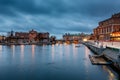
[89,55,112,65]
[83,41,105,55]
[84,41,120,71]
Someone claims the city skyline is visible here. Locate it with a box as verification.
[0,0,120,39]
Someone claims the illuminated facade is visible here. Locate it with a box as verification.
[0,35,6,42]
[63,33,88,43]
[93,13,120,41]
[29,29,38,42]
[6,29,50,43]
[110,32,120,41]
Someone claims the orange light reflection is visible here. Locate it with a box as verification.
[52,44,55,61]
[102,66,117,80]
[0,45,2,58]
[11,45,15,58]
[32,45,35,60]
[20,45,24,63]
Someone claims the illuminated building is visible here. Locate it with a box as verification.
[29,29,38,42]
[63,33,88,43]
[15,32,29,43]
[0,35,6,43]
[6,29,50,43]
[110,32,120,41]
[93,12,120,41]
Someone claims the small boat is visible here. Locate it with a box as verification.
[75,45,81,47]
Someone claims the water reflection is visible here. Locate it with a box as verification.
[20,45,24,63]
[65,44,70,59]
[56,43,59,46]
[52,44,55,61]
[72,44,78,60]
[0,44,118,80]
[0,45,2,58]
[42,44,46,53]
[84,46,90,73]
[59,44,63,59]
[85,46,90,59]
[32,45,35,60]
[11,45,15,58]
[102,66,118,80]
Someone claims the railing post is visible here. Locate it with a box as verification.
[119,49,120,54]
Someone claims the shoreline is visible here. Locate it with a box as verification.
[84,42,120,73]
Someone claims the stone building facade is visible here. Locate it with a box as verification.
[6,29,50,43]
[93,13,120,41]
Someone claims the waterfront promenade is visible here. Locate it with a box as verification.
[84,40,120,72]
[87,40,120,49]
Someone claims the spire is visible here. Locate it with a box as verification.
[10,29,14,36]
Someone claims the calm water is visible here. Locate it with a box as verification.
[0,44,119,80]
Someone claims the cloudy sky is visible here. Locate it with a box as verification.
[0,0,120,38]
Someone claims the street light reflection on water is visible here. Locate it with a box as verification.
[0,44,119,80]
[11,45,15,58]
[51,44,55,61]
[102,66,118,80]
[31,45,35,60]
[20,45,24,62]
[0,45,2,58]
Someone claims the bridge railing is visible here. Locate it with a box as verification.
[87,40,120,49]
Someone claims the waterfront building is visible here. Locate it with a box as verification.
[83,35,92,41]
[88,34,95,40]
[6,29,50,44]
[15,32,29,43]
[63,33,87,43]
[37,32,49,43]
[6,30,17,43]
[93,12,120,41]
[110,31,120,41]
[50,36,56,44]
[29,29,38,42]
[0,35,6,43]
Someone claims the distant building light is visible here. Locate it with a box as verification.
[83,38,87,42]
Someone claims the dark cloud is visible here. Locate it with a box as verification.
[0,0,120,38]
